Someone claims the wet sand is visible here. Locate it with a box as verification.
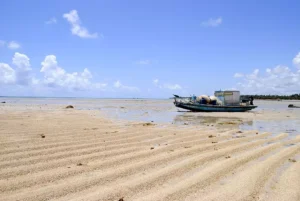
[0,99,300,201]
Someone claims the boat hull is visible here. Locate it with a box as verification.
[175,102,257,112]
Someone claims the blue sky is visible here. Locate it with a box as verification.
[1,0,300,98]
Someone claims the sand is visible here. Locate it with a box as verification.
[0,99,299,201]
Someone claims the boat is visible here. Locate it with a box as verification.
[174,101,257,112]
[288,104,300,108]
[173,91,257,112]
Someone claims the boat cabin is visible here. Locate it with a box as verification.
[214,91,240,106]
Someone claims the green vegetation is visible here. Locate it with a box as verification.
[241,94,300,100]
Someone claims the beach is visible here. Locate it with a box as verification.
[0,98,300,201]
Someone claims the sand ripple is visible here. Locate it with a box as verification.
[0,107,299,201]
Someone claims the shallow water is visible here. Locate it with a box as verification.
[1,97,300,135]
[98,100,300,136]
[101,107,300,135]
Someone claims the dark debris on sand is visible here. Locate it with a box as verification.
[289,158,297,163]
[143,123,155,126]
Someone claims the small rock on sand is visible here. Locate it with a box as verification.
[40,134,45,138]
[218,121,237,125]
[119,198,124,201]
[143,123,155,126]
[66,105,74,109]
[236,131,243,133]
[208,135,216,138]
[150,147,154,150]
[77,163,83,166]
[289,158,296,163]
[1,101,5,103]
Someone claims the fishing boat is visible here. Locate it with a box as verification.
[173,91,257,112]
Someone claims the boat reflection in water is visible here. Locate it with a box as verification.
[172,113,254,128]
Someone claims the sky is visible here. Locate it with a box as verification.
[1,0,300,98]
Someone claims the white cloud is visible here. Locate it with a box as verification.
[13,52,31,70]
[136,60,151,65]
[234,64,300,94]
[163,84,182,90]
[153,79,159,85]
[0,63,16,84]
[201,17,222,27]
[40,55,102,90]
[114,80,139,91]
[245,69,259,80]
[293,52,300,68]
[152,79,182,90]
[8,41,21,49]
[63,10,98,39]
[233,73,244,78]
[114,80,122,88]
[45,17,57,24]
[0,52,33,85]
[13,52,32,85]
[0,40,21,49]
[94,83,107,89]
[1,52,107,92]
[0,40,6,47]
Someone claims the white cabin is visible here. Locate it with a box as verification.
[214,91,240,106]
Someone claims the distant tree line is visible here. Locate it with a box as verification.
[241,94,300,100]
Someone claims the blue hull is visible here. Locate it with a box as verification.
[175,102,257,112]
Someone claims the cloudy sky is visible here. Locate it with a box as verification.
[1,0,300,98]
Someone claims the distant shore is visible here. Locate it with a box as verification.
[242,94,300,101]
